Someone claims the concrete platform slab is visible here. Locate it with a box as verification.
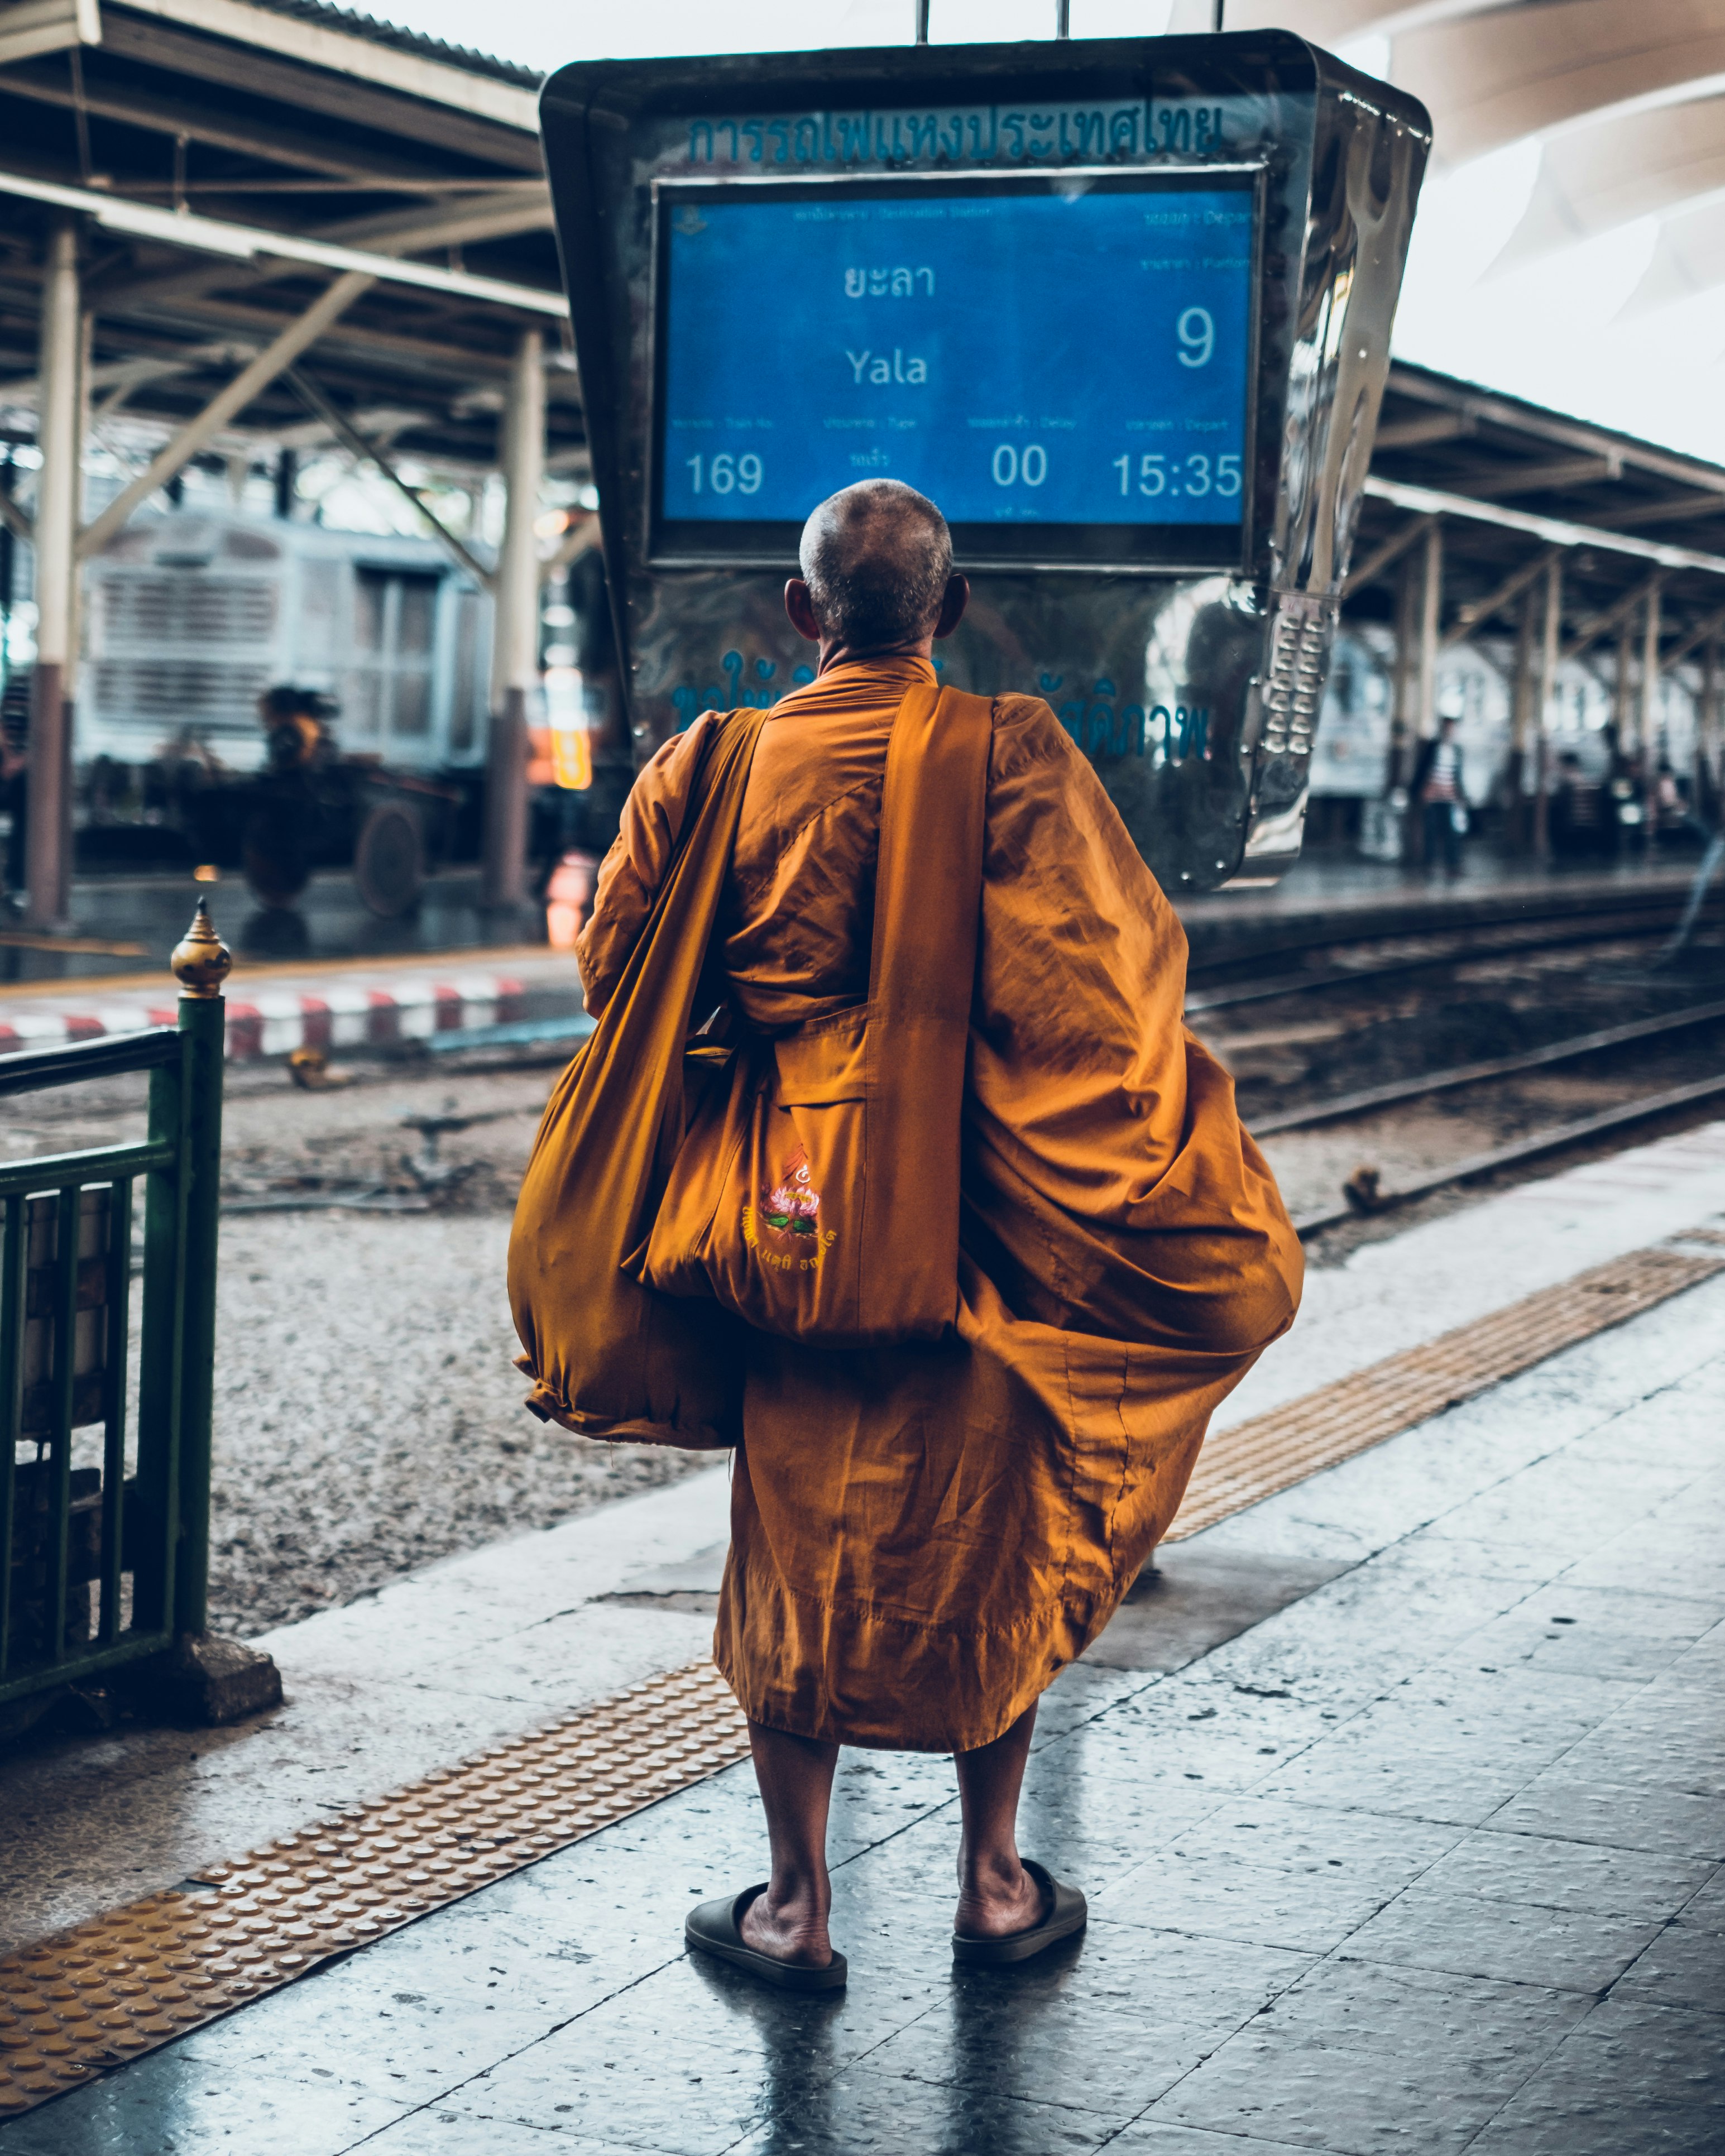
[6,1253,1718,2153]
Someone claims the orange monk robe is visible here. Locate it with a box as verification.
[577,656,1302,1753]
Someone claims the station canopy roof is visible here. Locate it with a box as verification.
[0,0,577,475]
[1348,361,1725,667]
[3,0,1725,672]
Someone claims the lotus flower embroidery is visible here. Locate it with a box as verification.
[761,1149,821,1239]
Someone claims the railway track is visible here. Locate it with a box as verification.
[1253,998,1725,1137]
[1181,875,1702,984]
[1185,876,1725,1239]
[1222,974,1725,1239]
[1290,1071,1725,1238]
[1184,907,1709,1017]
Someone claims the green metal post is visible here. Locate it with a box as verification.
[130,1040,189,1638]
[169,899,230,1642]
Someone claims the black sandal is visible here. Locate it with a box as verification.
[684,1884,849,1991]
[951,1859,1087,1966]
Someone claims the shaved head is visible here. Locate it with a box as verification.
[798,481,953,654]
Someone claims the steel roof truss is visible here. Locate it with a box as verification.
[1445,452,1624,501]
[282,362,493,591]
[1441,542,1566,651]
[1343,510,1441,597]
[74,267,372,557]
[0,55,462,188]
[1561,566,1667,667]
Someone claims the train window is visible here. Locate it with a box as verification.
[350,569,439,743]
[393,576,435,739]
[449,587,482,754]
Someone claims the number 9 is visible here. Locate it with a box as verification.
[738,453,763,496]
[1177,307,1214,368]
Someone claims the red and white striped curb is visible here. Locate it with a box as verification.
[0,972,528,1061]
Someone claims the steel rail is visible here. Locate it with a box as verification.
[1183,880,1693,981]
[1253,998,1725,1136]
[1292,1070,1725,1239]
[1185,909,1699,1016]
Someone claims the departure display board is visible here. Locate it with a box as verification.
[651,167,1259,567]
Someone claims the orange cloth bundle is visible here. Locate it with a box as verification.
[642,681,991,1346]
[572,657,1304,1751]
[507,706,766,1449]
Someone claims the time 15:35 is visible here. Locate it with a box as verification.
[1113,453,1242,499]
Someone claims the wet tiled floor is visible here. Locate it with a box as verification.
[6,1275,1722,2154]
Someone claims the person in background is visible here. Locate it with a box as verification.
[258,686,338,776]
[1412,713,1467,880]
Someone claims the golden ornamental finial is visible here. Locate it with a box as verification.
[171,895,233,999]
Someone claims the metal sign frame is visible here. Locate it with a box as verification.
[542,33,1430,891]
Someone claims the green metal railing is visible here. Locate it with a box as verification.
[0,902,228,1718]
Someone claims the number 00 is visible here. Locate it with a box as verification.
[991,444,1048,486]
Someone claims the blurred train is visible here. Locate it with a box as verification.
[65,512,487,914]
[82,511,493,777]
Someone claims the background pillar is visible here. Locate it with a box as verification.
[1415,521,1443,751]
[26,215,80,932]
[1613,618,1635,755]
[1534,557,1561,859]
[1639,582,1662,768]
[1388,551,1420,794]
[1508,580,1539,849]
[482,328,544,912]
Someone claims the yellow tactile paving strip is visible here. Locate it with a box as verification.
[0,1664,749,2116]
[3,1235,1721,2118]
[1167,1240,1725,1542]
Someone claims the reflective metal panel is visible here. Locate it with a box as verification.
[541,33,1428,890]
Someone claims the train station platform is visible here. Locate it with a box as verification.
[1176,845,1713,971]
[3,839,1713,988]
[0,868,529,990]
[0,840,1710,1065]
[1,1125,1722,2150]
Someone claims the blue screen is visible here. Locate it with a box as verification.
[657,178,1254,535]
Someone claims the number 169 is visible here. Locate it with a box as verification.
[686,452,764,495]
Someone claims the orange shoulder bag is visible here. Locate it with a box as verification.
[507,706,769,1448]
[639,679,992,1348]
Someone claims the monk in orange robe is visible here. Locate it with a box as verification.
[576,481,1301,1984]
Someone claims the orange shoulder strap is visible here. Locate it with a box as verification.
[858,681,993,1325]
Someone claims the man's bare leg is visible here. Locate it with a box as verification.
[738,1721,840,1966]
[953,1703,1045,1938]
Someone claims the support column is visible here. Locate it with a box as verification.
[1614,618,1635,756]
[1388,552,1419,795]
[482,328,544,912]
[1639,582,1662,765]
[1533,557,1561,859]
[27,215,80,932]
[1398,523,1442,861]
[1415,521,1443,754]
[65,305,93,707]
[1508,580,1539,849]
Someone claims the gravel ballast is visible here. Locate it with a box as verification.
[208,1209,711,1637]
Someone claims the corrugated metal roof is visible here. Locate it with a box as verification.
[232,0,543,88]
